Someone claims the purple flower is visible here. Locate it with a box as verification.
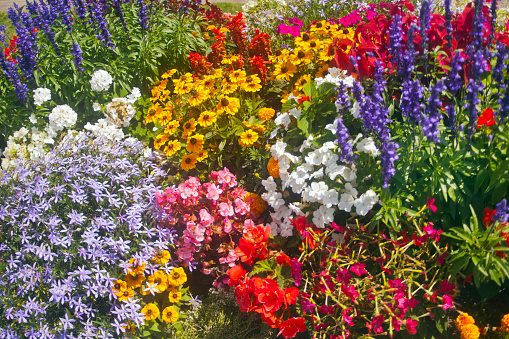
[494,199,509,223]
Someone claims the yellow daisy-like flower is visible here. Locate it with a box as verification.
[197,111,217,127]
[147,270,170,293]
[180,72,194,83]
[290,48,313,65]
[164,140,182,157]
[152,250,171,265]
[300,39,322,52]
[294,74,312,92]
[221,79,239,95]
[229,69,247,83]
[161,69,177,79]
[258,107,275,121]
[127,258,145,276]
[295,31,317,45]
[455,313,475,332]
[154,133,170,150]
[162,306,179,323]
[239,130,259,148]
[241,75,262,92]
[273,61,297,82]
[168,288,182,303]
[211,68,223,79]
[124,273,145,289]
[168,267,187,286]
[267,157,280,178]
[165,120,179,135]
[186,134,205,153]
[123,322,136,334]
[310,20,330,35]
[181,154,198,171]
[141,303,160,321]
[174,80,192,95]
[117,288,135,302]
[199,76,216,89]
[252,125,266,134]
[145,104,163,124]
[244,192,266,215]
[501,313,509,332]
[112,280,127,296]
[195,149,208,162]
[182,118,197,135]
[216,96,240,115]
[188,89,208,107]
[460,324,480,339]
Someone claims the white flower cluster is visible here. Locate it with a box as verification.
[90,69,113,91]
[262,128,380,237]
[315,67,356,88]
[48,104,78,132]
[84,88,140,141]
[33,87,51,106]
[2,126,54,169]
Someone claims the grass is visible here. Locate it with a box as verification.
[0,11,15,39]
[213,2,244,14]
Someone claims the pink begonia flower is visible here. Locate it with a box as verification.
[442,294,454,310]
[176,245,194,261]
[371,315,384,334]
[218,202,234,217]
[406,318,418,335]
[243,219,255,229]
[216,168,237,187]
[206,183,223,201]
[342,308,354,326]
[350,263,367,276]
[234,198,249,215]
[224,218,232,233]
[199,209,214,226]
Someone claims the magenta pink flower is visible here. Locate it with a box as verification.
[341,284,359,301]
[206,183,223,201]
[342,308,354,326]
[216,167,237,187]
[218,202,234,217]
[350,263,367,276]
[317,304,335,315]
[442,294,454,310]
[405,318,418,334]
[336,269,353,284]
[426,197,437,213]
[371,315,384,334]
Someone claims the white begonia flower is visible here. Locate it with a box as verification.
[325,117,340,134]
[29,114,37,124]
[126,87,141,104]
[49,104,77,131]
[323,189,339,208]
[338,193,355,212]
[270,140,287,160]
[90,69,113,91]
[92,103,101,111]
[261,191,285,209]
[299,134,314,153]
[341,165,357,182]
[33,88,51,106]
[353,189,378,216]
[351,101,360,118]
[309,168,324,180]
[312,205,335,228]
[289,203,305,216]
[288,171,307,194]
[343,183,358,198]
[326,163,346,181]
[357,137,380,157]
[289,107,302,119]
[322,141,336,150]
[262,176,277,192]
[279,224,294,237]
[274,112,292,130]
[308,181,328,203]
[271,205,292,222]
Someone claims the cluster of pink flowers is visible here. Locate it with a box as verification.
[156,168,260,282]
[277,17,304,37]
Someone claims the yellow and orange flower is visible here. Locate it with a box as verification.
[188,89,209,106]
[239,129,259,147]
[195,149,208,162]
[244,192,266,215]
[216,96,240,115]
[501,313,509,332]
[229,69,247,83]
[161,69,177,79]
[182,118,197,135]
[197,111,217,127]
[267,157,280,178]
[273,61,297,81]
[186,134,205,153]
[122,322,136,334]
[147,270,170,293]
[162,306,179,323]
[117,288,134,302]
[241,74,262,92]
[141,303,160,321]
[181,154,198,171]
[112,280,127,296]
[455,313,475,332]
[168,267,187,286]
[154,133,170,150]
[152,250,171,265]
[124,273,145,289]
[127,258,146,276]
[168,288,182,303]
[460,324,480,339]
[258,107,275,121]
[165,120,179,135]
[165,140,182,156]
[174,79,192,95]
[222,81,238,94]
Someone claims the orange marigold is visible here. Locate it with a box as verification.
[267,157,280,178]
[244,192,266,216]
[455,313,475,332]
[502,313,509,332]
[258,107,275,121]
[460,324,480,339]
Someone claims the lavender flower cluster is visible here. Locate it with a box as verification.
[0,132,180,338]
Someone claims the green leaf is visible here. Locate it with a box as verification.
[469,205,479,233]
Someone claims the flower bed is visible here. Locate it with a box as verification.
[1,0,509,338]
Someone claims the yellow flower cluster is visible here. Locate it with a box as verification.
[114,257,188,326]
[269,20,355,103]
[455,313,479,339]
[244,192,266,216]
[502,313,509,332]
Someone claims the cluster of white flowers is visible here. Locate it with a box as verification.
[2,126,53,169]
[262,127,380,237]
[315,67,356,88]
[48,104,78,131]
[90,69,113,91]
[33,88,51,106]
[84,88,140,140]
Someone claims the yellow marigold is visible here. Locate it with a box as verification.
[152,250,171,265]
[117,288,134,302]
[195,149,208,162]
[501,313,509,332]
[124,273,145,289]
[162,306,179,323]
[258,107,275,121]
[168,288,182,303]
[186,134,205,153]
[239,130,259,147]
[216,96,240,115]
[460,324,480,339]
[455,313,475,332]
[141,303,160,321]
[181,154,198,171]
[168,267,187,286]
[267,157,280,178]
[197,111,217,127]
[165,140,181,157]
[244,192,266,215]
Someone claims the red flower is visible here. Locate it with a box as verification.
[278,317,306,338]
[276,253,291,266]
[256,279,285,315]
[227,265,246,286]
[427,197,437,213]
[235,238,257,264]
[477,108,496,129]
[482,207,497,227]
[284,287,299,306]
